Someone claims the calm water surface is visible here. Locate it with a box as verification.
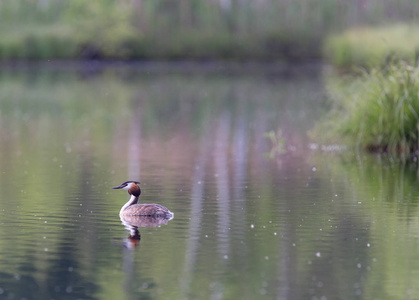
[0,65,419,300]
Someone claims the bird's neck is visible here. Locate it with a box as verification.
[120,194,139,215]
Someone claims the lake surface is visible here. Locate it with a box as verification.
[0,63,419,300]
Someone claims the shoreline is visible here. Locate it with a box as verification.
[0,59,324,76]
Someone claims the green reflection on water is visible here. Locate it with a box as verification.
[312,153,419,300]
[1,67,418,300]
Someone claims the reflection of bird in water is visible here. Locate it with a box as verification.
[121,214,173,249]
[122,226,141,249]
[112,181,174,218]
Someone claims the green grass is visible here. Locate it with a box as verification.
[311,61,419,154]
[324,24,419,69]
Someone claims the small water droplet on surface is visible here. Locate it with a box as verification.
[141,282,149,289]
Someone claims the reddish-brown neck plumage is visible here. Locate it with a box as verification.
[128,183,141,197]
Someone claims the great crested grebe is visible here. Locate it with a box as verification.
[112,180,174,218]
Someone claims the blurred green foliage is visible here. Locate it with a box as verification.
[1,0,419,60]
[324,24,419,69]
[64,0,139,58]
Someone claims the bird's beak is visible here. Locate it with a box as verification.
[111,185,123,189]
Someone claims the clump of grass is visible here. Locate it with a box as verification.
[311,61,419,154]
[324,24,419,69]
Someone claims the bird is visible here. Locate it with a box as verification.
[112,180,174,218]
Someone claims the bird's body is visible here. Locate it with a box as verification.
[121,201,173,217]
[112,180,174,218]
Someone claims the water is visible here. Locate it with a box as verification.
[0,64,418,299]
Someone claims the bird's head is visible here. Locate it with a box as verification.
[112,181,141,197]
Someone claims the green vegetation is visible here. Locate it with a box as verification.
[320,23,419,155]
[324,24,419,69]
[2,0,419,60]
[311,61,419,154]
